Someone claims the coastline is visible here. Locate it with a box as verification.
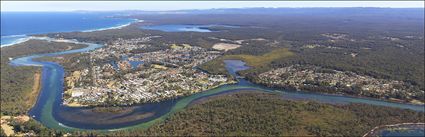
[0,35,32,47]
[82,19,143,32]
[0,18,142,48]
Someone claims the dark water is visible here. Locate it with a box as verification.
[381,129,424,137]
[223,60,251,76]
[129,61,144,69]
[379,125,425,137]
[110,57,144,70]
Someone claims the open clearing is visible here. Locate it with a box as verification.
[212,43,241,51]
[222,48,294,67]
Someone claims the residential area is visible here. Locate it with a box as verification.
[254,65,425,104]
[63,38,234,106]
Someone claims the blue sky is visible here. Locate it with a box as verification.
[1,1,424,12]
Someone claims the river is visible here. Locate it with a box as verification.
[10,38,425,132]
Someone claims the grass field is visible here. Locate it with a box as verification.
[223,48,294,67]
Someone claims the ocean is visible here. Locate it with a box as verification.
[1,12,135,47]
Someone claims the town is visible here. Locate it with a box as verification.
[63,38,235,107]
[254,65,425,104]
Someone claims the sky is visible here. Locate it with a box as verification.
[1,1,424,12]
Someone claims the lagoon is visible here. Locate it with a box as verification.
[140,24,238,32]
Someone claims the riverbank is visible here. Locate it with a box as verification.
[27,71,42,109]
[0,38,89,116]
[251,82,425,107]
[187,89,256,107]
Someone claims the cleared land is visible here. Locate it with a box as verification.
[212,43,241,51]
[0,116,14,136]
[223,48,294,67]
[1,115,30,136]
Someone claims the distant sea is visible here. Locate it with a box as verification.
[1,12,136,47]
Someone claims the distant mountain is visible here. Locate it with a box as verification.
[114,8,424,20]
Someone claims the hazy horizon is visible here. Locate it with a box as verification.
[1,1,424,12]
[1,7,425,13]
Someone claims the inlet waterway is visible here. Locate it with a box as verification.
[140,24,238,32]
[10,38,425,132]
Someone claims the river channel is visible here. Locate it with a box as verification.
[10,38,425,132]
